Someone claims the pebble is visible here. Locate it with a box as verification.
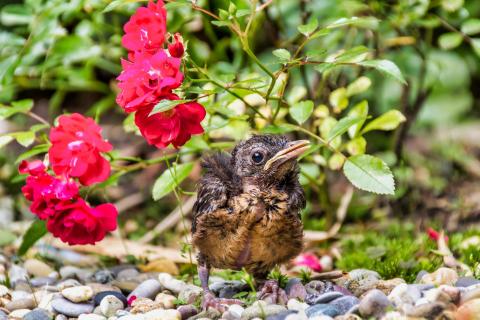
[57,279,82,291]
[94,270,115,284]
[62,285,94,303]
[100,295,124,317]
[78,314,107,320]
[265,310,298,320]
[305,304,340,318]
[52,297,94,317]
[158,273,186,294]
[177,304,198,319]
[59,266,92,281]
[187,309,221,320]
[130,297,163,314]
[456,277,480,287]
[285,279,307,301]
[55,315,68,320]
[30,276,57,287]
[308,292,343,304]
[178,285,202,304]
[0,286,8,297]
[420,267,458,286]
[359,289,391,318]
[127,279,162,300]
[88,283,122,295]
[139,259,179,276]
[210,281,248,299]
[6,297,35,311]
[24,308,52,320]
[241,301,287,320]
[374,278,405,295]
[117,268,140,281]
[155,292,176,309]
[287,298,309,312]
[24,259,54,278]
[388,283,421,307]
[343,269,380,297]
[330,295,359,314]
[9,308,31,318]
[8,265,28,285]
[94,291,127,307]
[403,301,446,318]
[143,308,181,320]
[305,281,333,296]
[461,287,480,304]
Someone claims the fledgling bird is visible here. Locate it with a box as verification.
[192,135,309,311]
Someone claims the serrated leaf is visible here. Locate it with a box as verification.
[438,32,463,50]
[0,99,33,120]
[343,154,395,195]
[150,99,186,116]
[0,135,13,149]
[362,110,406,134]
[15,144,49,163]
[461,19,480,35]
[358,60,406,84]
[346,76,371,96]
[12,131,35,147]
[152,163,193,201]
[347,100,369,138]
[289,100,314,125]
[18,220,47,256]
[272,49,291,61]
[327,116,364,142]
[298,18,318,36]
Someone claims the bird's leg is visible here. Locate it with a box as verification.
[198,263,243,312]
[257,278,289,305]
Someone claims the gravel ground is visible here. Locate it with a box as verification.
[0,245,479,320]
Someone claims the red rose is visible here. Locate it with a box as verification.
[116,50,183,113]
[168,33,185,58]
[134,96,206,148]
[122,0,167,54]
[19,161,78,220]
[49,113,112,186]
[47,198,118,245]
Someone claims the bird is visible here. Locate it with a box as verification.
[192,134,309,311]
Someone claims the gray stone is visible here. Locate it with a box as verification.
[51,297,94,317]
[117,268,139,281]
[359,289,391,318]
[241,301,287,320]
[404,302,446,318]
[284,279,307,301]
[94,270,115,284]
[209,280,248,299]
[127,279,162,300]
[456,277,480,288]
[24,308,52,320]
[30,277,57,287]
[344,269,380,296]
[177,304,198,319]
[305,304,341,317]
[178,284,202,304]
[329,295,359,315]
[265,310,298,320]
[94,291,127,307]
[388,283,421,307]
[308,292,343,304]
[8,264,28,285]
[6,297,35,311]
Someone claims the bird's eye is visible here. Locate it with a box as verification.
[251,151,264,164]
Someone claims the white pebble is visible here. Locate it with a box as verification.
[62,286,94,303]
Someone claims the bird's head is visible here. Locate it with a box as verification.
[231,135,310,188]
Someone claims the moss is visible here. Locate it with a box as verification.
[336,223,443,283]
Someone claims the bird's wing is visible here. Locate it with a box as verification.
[192,153,235,233]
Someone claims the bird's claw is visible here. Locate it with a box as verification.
[258,279,288,305]
[202,291,243,313]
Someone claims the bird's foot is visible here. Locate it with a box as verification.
[202,291,243,313]
[257,279,288,305]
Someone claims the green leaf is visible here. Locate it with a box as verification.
[335,46,369,63]
[272,49,291,61]
[347,100,369,138]
[326,16,379,30]
[0,99,33,120]
[461,19,480,35]
[12,131,35,147]
[471,39,480,57]
[236,9,250,18]
[152,163,194,201]
[343,154,395,195]
[298,18,318,36]
[0,229,15,246]
[441,0,463,12]
[362,110,406,134]
[18,220,47,256]
[211,20,230,27]
[150,99,186,116]
[103,0,144,12]
[358,60,406,85]
[289,100,314,125]
[327,116,364,142]
[0,4,32,26]
[0,135,13,149]
[15,144,50,163]
[346,137,367,155]
[346,77,371,96]
[438,32,463,50]
[329,88,349,111]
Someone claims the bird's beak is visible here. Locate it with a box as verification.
[264,140,310,171]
